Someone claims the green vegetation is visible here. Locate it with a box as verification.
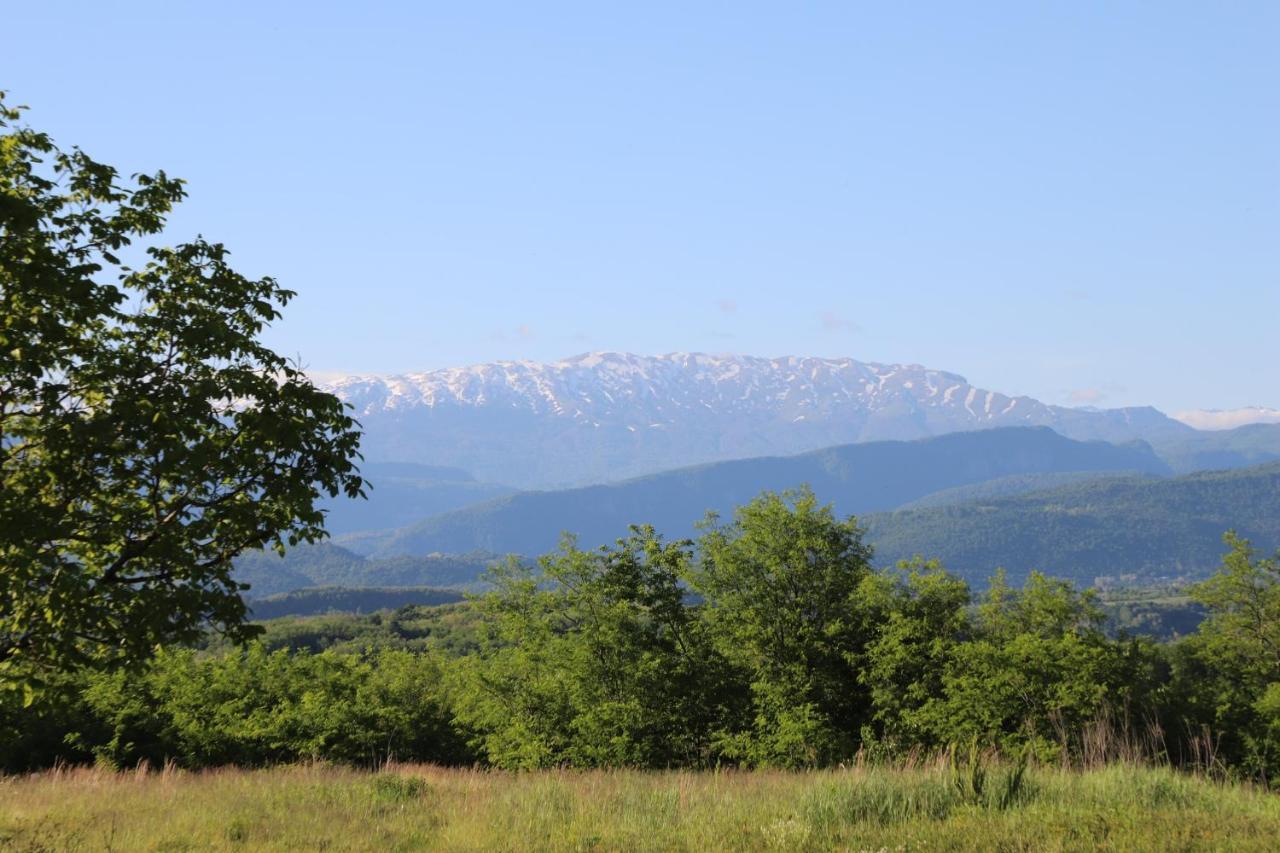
[864,462,1280,583]
[237,458,1280,601]
[207,603,484,657]
[234,543,498,597]
[1153,422,1280,474]
[1098,588,1205,641]
[896,469,1147,510]
[3,763,1279,851]
[248,587,464,621]
[6,489,1280,790]
[0,95,363,687]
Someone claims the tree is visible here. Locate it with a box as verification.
[932,571,1139,758]
[0,94,364,690]
[1176,532,1280,779]
[690,488,878,767]
[452,528,733,768]
[859,558,971,752]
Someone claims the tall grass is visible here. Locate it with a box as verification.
[2,758,1278,851]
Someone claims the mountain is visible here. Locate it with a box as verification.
[323,352,1194,488]
[351,427,1171,558]
[863,463,1280,585]
[317,462,515,536]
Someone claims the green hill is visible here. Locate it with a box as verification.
[862,462,1280,584]
[1151,422,1280,473]
[897,470,1152,509]
[233,543,498,596]
[246,586,465,620]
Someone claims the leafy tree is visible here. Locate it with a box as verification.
[452,529,733,768]
[859,558,971,752]
[0,94,364,689]
[690,488,877,767]
[1174,533,1280,778]
[74,645,469,769]
[932,571,1142,758]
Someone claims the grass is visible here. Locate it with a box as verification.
[1,761,1278,851]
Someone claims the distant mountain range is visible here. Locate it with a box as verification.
[324,352,1204,488]
[344,427,1172,559]
[265,351,1280,595]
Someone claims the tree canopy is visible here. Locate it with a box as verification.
[0,94,364,691]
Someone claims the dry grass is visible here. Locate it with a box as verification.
[1,761,1278,851]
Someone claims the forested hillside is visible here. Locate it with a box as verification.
[359,427,1168,557]
[241,458,1280,594]
[864,462,1280,583]
[234,544,497,596]
[1152,422,1280,473]
[247,587,464,621]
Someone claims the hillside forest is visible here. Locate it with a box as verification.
[6,489,1279,786]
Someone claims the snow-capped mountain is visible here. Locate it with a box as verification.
[1172,407,1280,431]
[323,352,1193,488]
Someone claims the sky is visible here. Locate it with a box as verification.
[4,2,1277,413]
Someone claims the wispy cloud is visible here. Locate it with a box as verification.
[491,324,536,342]
[717,299,738,314]
[1065,383,1128,406]
[820,311,861,334]
[1067,387,1109,405]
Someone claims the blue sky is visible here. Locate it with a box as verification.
[5,2,1277,412]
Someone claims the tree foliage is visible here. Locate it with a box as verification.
[691,488,878,767]
[0,94,364,688]
[451,529,733,768]
[4,483,1280,782]
[1172,533,1280,778]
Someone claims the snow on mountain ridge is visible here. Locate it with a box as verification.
[317,353,1195,488]
[325,352,982,420]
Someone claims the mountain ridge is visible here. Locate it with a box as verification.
[322,352,1194,488]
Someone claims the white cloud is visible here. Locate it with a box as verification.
[1067,388,1108,405]
[820,311,861,334]
[1172,408,1280,431]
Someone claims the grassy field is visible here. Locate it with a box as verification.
[1,762,1277,851]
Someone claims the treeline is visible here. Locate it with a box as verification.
[247,586,464,621]
[5,489,1278,781]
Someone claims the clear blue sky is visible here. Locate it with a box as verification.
[6,2,1277,412]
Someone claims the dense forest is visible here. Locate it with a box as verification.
[6,489,1278,785]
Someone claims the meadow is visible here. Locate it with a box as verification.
[2,761,1278,852]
